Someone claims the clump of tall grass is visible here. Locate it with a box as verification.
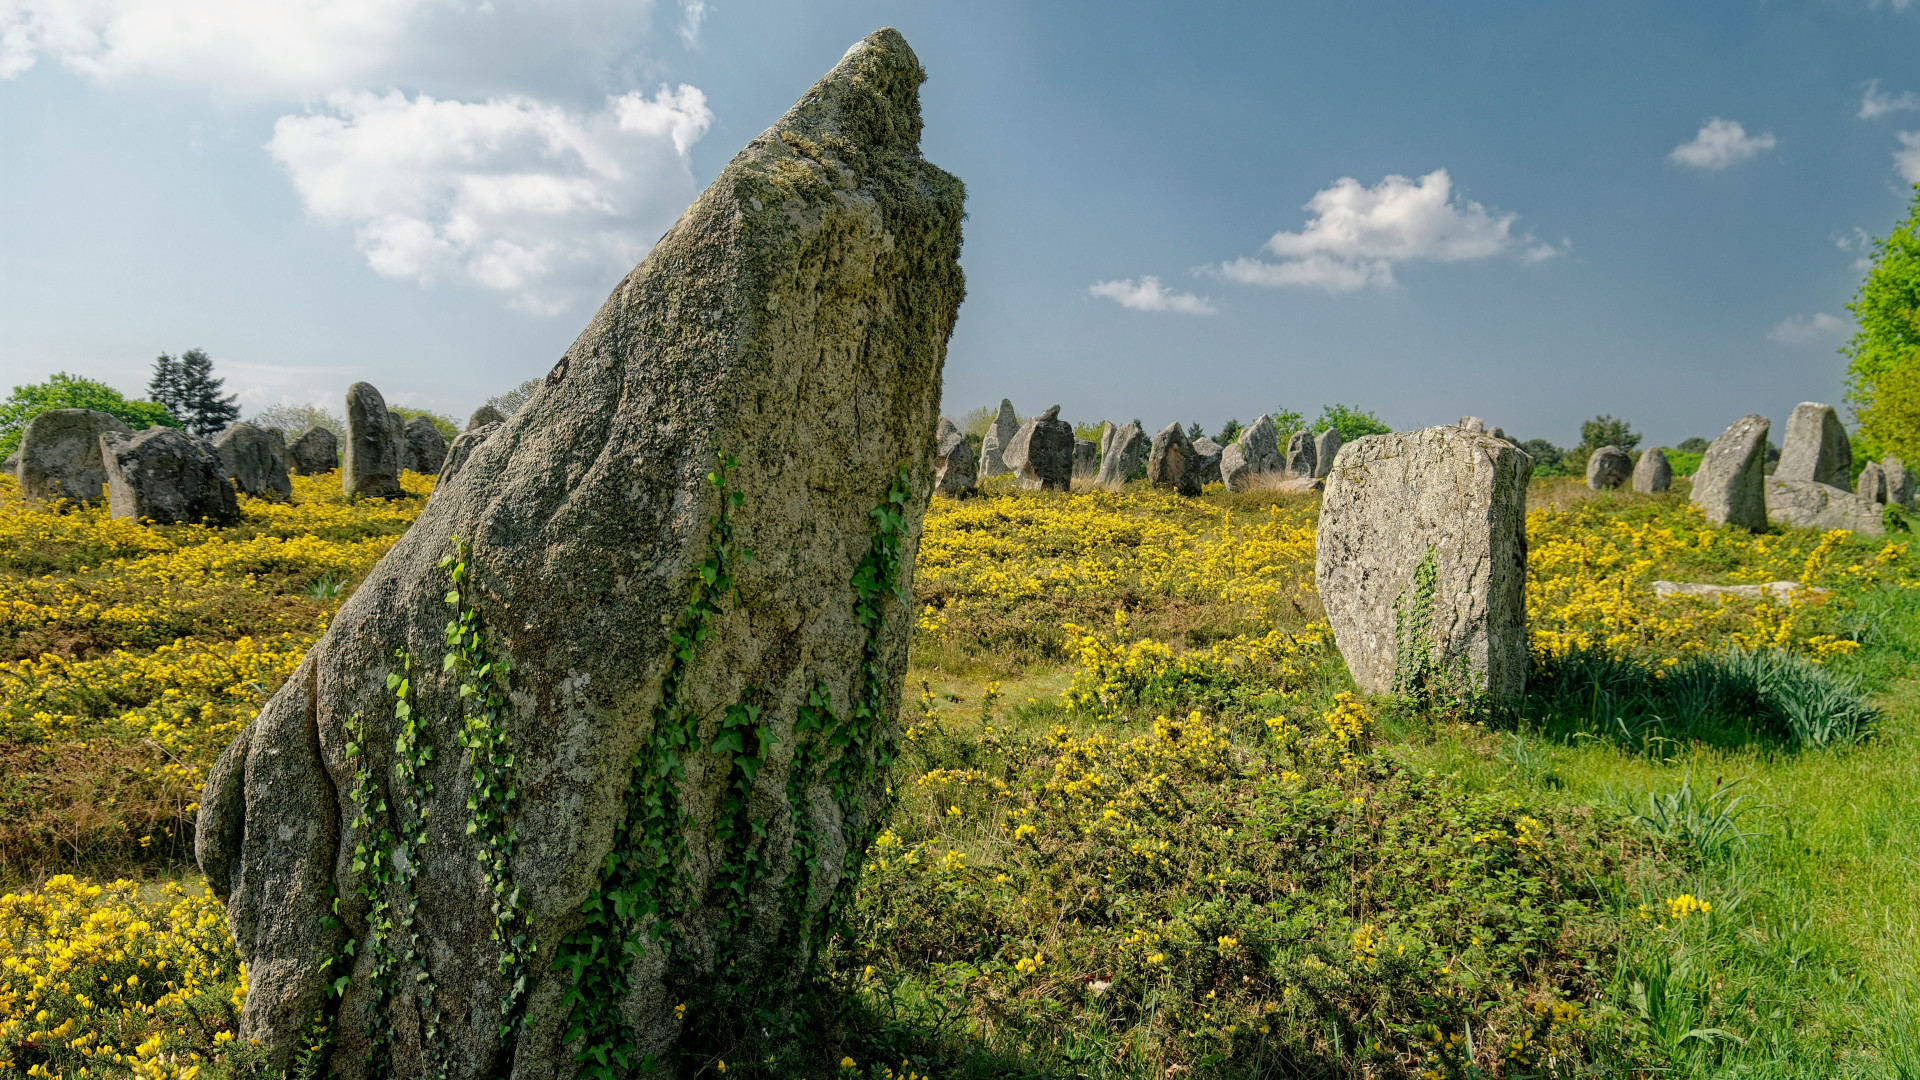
[1525,646,1878,750]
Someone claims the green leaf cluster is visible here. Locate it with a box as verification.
[1844,183,1920,462]
[0,372,178,458]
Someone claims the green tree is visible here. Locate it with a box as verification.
[0,373,178,458]
[1215,418,1243,445]
[1518,438,1567,476]
[391,407,460,441]
[1186,421,1206,442]
[1676,436,1710,454]
[1579,414,1639,451]
[1266,408,1305,435]
[149,349,239,436]
[1313,403,1391,442]
[1844,183,1920,462]
[251,403,343,438]
[485,377,544,419]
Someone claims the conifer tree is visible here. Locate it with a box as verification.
[149,348,239,436]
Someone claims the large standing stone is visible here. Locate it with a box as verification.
[1096,421,1115,464]
[1690,415,1770,531]
[1147,423,1200,496]
[1632,447,1672,494]
[404,416,449,474]
[1003,405,1073,492]
[1316,425,1531,704]
[213,422,294,501]
[468,404,507,430]
[387,410,408,473]
[1221,442,1255,492]
[1585,445,1631,490]
[343,384,404,498]
[1189,436,1224,488]
[288,427,339,475]
[933,416,976,496]
[1239,414,1283,474]
[1073,438,1097,480]
[1312,428,1342,479]
[977,398,1018,478]
[195,29,964,1078]
[1776,402,1852,488]
[1284,430,1316,477]
[101,427,241,525]
[1765,477,1883,535]
[1886,456,1914,511]
[1857,461,1887,503]
[1094,421,1145,489]
[14,408,130,503]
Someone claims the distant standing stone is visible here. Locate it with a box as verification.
[978,398,1019,478]
[213,422,293,501]
[1004,405,1073,492]
[14,408,130,503]
[1631,447,1672,494]
[1190,436,1224,489]
[1312,428,1342,478]
[1073,437,1097,479]
[1221,442,1254,491]
[1886,456,1914,510]
[1775,402,1852,488]
[1239,414,1283,474]
[436,423,498,491]
[1765,477,1883,535]
[1690,414,1770,530]
[1586,445,1631,490]
[1284,430,1316,477]
[1316,424,1531,704]
[1857,460,1887,503]
[467,404,506,430]
[1095,421,1145,489]
[387,410,408,474]
[403,416,448,474]
[101,427,240,525]
[1147,422,1200,496]
[1097,421,1115,462]
[343,383,404,498]
[1457,417,1485,433]
[933,416,976,496]
[287,427,338,475]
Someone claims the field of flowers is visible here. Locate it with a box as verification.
[3,470,1917,1078]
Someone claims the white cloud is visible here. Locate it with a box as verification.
[1088,276,1217,315]
[1669,117,1777,170]
[1860,80,1919,120]
[267,85,712,313]
[1898,131,1920,183]
[1838,226,1877,270]
[1217,169,1552,293]
[1768,312,1851,346]
[677,0,708,48]
[0,0,659,97]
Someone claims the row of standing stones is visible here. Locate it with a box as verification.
[3,384,484,524]
[1586,402,1913,536]
[36,26,1868,1079]
[933,399,1345,497]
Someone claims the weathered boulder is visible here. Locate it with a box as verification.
[343,385,404,498]
[1457,416,1485,433]
[1858,461,1887,503]
[1239,415,1283,473]
[1775,402,1852,488]
[14,408,130,503]
[1887,456,1914,510]
[288,426,339,475]
[977,398,1018,478]
[101,427,241,525]
[404,416,449,474]
[1316,424,1531,704]
[1221,442,1254,491]
[1690,415,1770,530]
[1073,437,1097,480]
[387,410,408,473]
[468,404,507,430]
[438,423,498,490]
[1312,428,1342,478]
[195,28,964,1079]
[1003,405,1072,492]
[1284,430,1316,477]
[1585,445,1631,490]
[1147,423,1200,496]
[1765,478,1883,535]
[1094,421,1145,489]
[1631,447,1672,494]
[933,417,976,496]
[1096,421,1115,464]
[1190,436,1224,488]
[213,422,294,501]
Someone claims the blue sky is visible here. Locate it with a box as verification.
[3,1,1918,449]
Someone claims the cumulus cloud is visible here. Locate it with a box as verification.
[1669,118,1777,170]
[1768,312,1851,346]
[267,85,711,313]
[1217,169,1553,293]
[0,0,659,97]
[677,0,708,48]
[1860,80,1919,120]
[1088,276,1217,315]
[1898,131,1920,183]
